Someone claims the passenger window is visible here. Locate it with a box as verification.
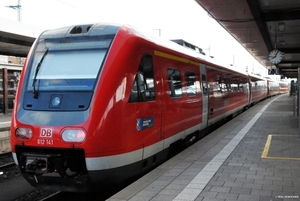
[168,68,182,98]
[216,76,222,92]
[129,55,155,103]
[239,81,244,92]
[201,74,208,95]
[186,71,197,97]
[227,78,232,92]
[230,79,239,92]
[223,78,229,93]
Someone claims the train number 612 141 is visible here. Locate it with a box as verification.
[37,139,54,145]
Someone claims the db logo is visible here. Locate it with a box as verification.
[40,128,53,138]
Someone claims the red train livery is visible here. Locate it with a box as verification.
[10,23,287,192]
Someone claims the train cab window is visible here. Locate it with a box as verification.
[168,68,182,98]
[185,71,197,97]
[27,37,112,92]
[129,55,155,103]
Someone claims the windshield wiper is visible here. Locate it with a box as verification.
[32,49,48,99]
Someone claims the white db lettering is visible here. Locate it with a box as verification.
[40,128,53,138]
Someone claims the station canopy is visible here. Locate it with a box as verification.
[196,0,300,78]
[0,17,43,57]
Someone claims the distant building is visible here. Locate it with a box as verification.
[0,55,23,113]
[0,55,25,65]
[0,55,8,64]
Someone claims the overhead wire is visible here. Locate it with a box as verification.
[56,0,104,19]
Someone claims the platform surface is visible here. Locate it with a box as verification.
[107,94,300,201]
[0,113,12,153]
[0,114,11,130]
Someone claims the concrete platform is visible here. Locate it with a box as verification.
[0,114,11,153]
[107,94,300,201]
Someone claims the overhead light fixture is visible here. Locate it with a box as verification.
[278,22,285,32]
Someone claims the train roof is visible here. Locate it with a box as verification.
[39,23,121,39]
[38,23,208,61]
[37,23,250,77]
[248,73,266,81]
[170,39,206,55]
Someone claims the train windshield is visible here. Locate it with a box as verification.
[27,36,112,92]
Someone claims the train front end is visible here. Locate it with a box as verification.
[10,24,119,192]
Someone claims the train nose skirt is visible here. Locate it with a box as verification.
[20,153,62,174]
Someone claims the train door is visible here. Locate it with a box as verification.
[128,54,163,174]
[200,64,208,129]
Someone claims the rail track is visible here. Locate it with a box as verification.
[0,152,15,170]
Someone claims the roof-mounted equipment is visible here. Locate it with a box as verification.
[171,39,205,55]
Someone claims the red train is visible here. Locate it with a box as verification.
[10,23,288,192]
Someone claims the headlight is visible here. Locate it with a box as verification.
[15,128,33,140]
[62,129,86,142]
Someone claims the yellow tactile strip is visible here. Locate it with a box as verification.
[262,135,300,160]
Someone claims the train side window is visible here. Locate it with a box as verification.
[129,55,155,103]
[168,68,182,98]
[224,78,232,92]
[216,76,222,92]
[239,80,244,92]
[223,77,229,93]
[234,79,242,92]
[231,79,238,92]
[186,71,196,97]
[201,74,208,95]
